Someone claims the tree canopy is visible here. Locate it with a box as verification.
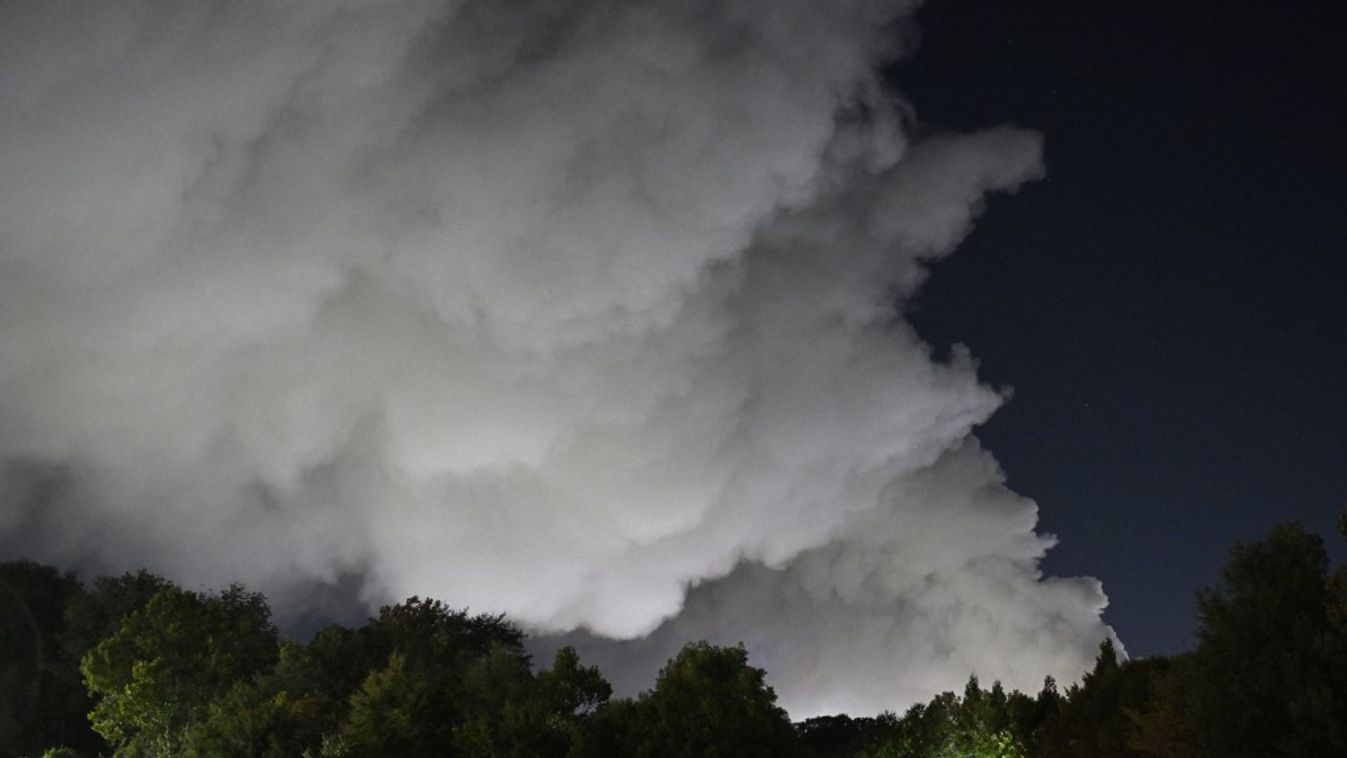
[1,508,1344,757]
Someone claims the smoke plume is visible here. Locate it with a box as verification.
[0,0,1111,715]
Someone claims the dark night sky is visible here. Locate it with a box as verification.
[896,0,1347,656]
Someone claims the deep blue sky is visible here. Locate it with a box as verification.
[894,0,1347,656]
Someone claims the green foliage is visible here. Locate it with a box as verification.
[536,646,611,720]
[0,563,177,758]
[452,645,612,757]
[175,603,611,758]
[315,596,569,757]
[6,510,1347,758]
[321,652,428,757]
[60,571,174,666]
[571,642,801,758]
[177,665,333,758]
[176,625,381,758]
[635,642,801,758]
[451,646,558,757]
[80,584,278,757]
[857,678,1027,758]
[568,696,645,757]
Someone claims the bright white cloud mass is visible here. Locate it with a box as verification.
[0,0,1111,716]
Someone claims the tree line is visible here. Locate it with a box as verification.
[2,510,1344,757]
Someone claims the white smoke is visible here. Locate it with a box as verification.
[0,0,1111,715]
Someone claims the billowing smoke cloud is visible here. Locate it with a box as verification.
[0,0,1110,715]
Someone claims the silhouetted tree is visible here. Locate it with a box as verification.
[1036,639,1163,758]
[1188,523,1339,757]
[7,511,1345,758]
[0,561,85,758]
[1125,653,1208,758]
[596,642,802,758]
[796,714,873,757]
[570,696,645,757]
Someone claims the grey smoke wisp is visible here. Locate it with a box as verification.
[0,0,1111,715]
